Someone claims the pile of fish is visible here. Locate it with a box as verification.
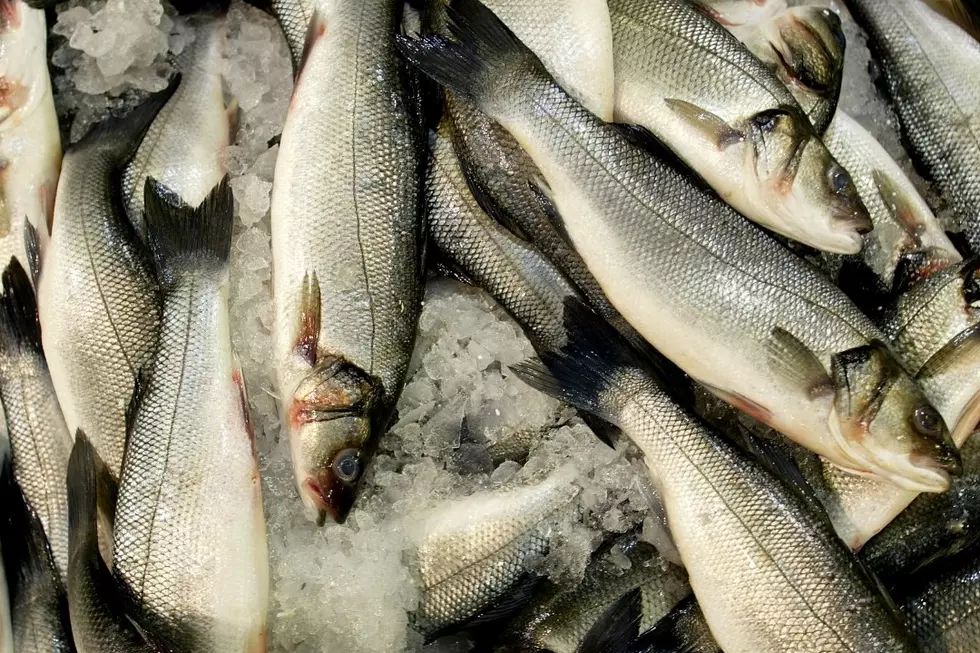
[1,0,979,651]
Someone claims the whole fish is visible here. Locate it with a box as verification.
[399,0,961,493]
[0,438,74,653]
[0,0,62,275]
[609,0,871,254]
[736,5,846,134]
[66,432,159,653]
[427,116,580,351]
[507,298,918,651]
[823,111,960,290]
[0,258,73,584]
[861,432,980,582]
[38,87,175,482]
[408,463,581,639]
[111,178,267,653]
[689,0,786,31]
[271,0,424,524]
[121,11,234,240]
[844,0,980,255]
[897,551,980,653]
[498,535,690,653]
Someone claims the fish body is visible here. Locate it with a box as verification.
[0,259,73,585]
[121,14,232,240]
[609,0,871,254]
[736,5,846,134]
[38,89,173,482]
[845,0,980,255]
[271,0,424,524]
[0,0,61,274]
[499,537,690,653]
[399,0,960,493]
[111,179,267,653]
[824,111,960,289]
[66,433,158,653]
[1,439,74,653]
[898,551,980,653]
[427,117,579,351]
[409,464,581,638]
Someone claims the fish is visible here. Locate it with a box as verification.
[508,297,918,651]
[823,111,961,290]
[844,0,980,256]
[897,551,980,653]
[0,257,73,584]
[408,463,581,639]
[735,5,846,134]
[497,535,690,653]
[271,0,425,524]
[689,0,787,31]
[37,85,176,483]
[111,177,267,653]
[66,432,159,653]
[398,0,961,493]
[608,0,871,254]
[120,9,234,240]
[0,434,74,653]
[427,116,580,351]
[861,431,980,582]
[0,0,62,277]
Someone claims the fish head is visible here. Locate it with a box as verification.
[830,341,961,492]
[785,135,872,254]
[287,355,382,524]
[764,6,845,128]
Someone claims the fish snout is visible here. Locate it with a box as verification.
[301,469,356,525]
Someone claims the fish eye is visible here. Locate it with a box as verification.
[333,449,361,483]
[828,165,851,194]
[912,405,943,438]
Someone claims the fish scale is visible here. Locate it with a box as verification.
[845,0,980,254]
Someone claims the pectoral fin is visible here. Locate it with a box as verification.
[295,271,321,365]
[767,327,834,399]
[872,169,924,239]
[664,98,743,149]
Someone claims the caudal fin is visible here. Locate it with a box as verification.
[396,0,544,114]
[143,175,234,280]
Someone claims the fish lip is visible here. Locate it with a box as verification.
[887,463,952,493]
[300,475,352,525]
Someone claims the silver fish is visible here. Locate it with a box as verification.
[398,0,961,493]
[0,258,72,584]
[609,0,871,254]
[407,463,581,638]
[66,432,158,653]
[823,111,960,290]
[844,0,980,255]
[271,0,424,524]
[111,179,267,653]
[1,440,74,653]
[37,87,174,482]
[898,552,980,653]
[427,116,579,351]
[735,5,846,134]
[121,13,234,240]
[498,535,690,653]
[0,0,62,276]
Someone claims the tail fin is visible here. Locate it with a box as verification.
[143,175,233,280]
[67,431,99,556]
[395,0,542,111]
[73,75,181,163]
[512,297,686,426]
[0,258,42,357]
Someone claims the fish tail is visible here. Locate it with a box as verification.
[74,76,181,163]
[512,297,682,426]
[143,175,234,279]
[396,0,545,117]
[0,257,42,357]
[67,431,100,556]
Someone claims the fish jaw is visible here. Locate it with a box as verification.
[283,353,380,525]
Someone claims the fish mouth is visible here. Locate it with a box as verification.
[884,456,954,493]
[300,469,356,525]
